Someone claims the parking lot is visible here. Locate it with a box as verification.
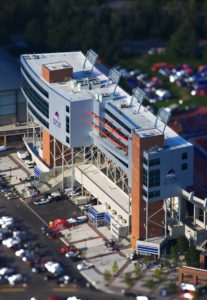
[0,150,133,300]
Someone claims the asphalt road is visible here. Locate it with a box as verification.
[0,180,130,300]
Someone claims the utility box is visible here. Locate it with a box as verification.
[72,196,90,206]
[42,61,73,83]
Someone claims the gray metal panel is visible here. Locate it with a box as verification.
[144,145,194,202]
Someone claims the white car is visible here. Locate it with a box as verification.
[17,150,29,160]
[7,274,24,286]
[77,261,94,271]
[0,267,14,277]
[0,216,13,226]
[2,237,20,248]
[15,249,27,257]
[67,297,82,300]
[65,251,78,258]
[34,198,50,205]
[25,160,35,168]
[44,261,63,275]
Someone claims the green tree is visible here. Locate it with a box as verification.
[133,264,142,278]
[154,268,162,281]
[168,20,197,58]
[186,247,201,268]
[111,261,119,276]
[103,270,112,285]
[171,245,179,262]
[177,236,189,254]
[143,256,150,266]
[145,279,154,289]
[124,272,132,287]
[163,259,171,269]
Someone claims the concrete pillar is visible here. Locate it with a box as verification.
[4,136,7,146]
[194,206,199,225]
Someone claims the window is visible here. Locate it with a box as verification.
[143,168,148,187]
[149,190,160,199]
[28,104,49,128]
[149,169,160,188]
[66,136,70,144]
[182,163,188,170]
[105,109,131,133]
[21,75,49,118]
[143,157,148,166]
[143,189,148,198]
[182,152,188,160]
[149,158,160,166]
[66,116,70,133]
[21,64,48,98]
[66,106,70,113]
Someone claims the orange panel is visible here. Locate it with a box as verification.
[42,128,53,167]
[131,132,164,249]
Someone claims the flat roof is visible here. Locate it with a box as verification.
[76,164,129,219]
[43,61,71,71]
[22,51,192,150]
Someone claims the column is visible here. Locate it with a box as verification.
[62,143,64,190]
[4,136,7,146]
[146,200,148,241]
[53,137,56,177]
[164,199,167,238]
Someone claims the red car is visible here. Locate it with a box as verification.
[59,245,77,255]
[151,62,173,72]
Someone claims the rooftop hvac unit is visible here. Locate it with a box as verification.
[98,93,113,102]
[117,215,122,219]
[111,210,117,215]
[119,103,128,109]
[122,219,127,224]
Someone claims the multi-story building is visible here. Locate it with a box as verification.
[20,50,194,255]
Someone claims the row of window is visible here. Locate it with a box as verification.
[66,116,70,133]
[143,168,160,188]
[143,158,160,166]
[21,64,49,98]
[21,75,49,118]
[104,118,128,141]
[28,104,49,129]
[143,152,188,167]
[105,109,131,133]
[143,189,160,199]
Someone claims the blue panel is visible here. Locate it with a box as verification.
[137,245,158,254]
[34,166,41,177]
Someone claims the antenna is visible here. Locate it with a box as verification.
[129,87,145,113]
[83,49,98,75]
[106,68,121,94]
[154,107,171,133]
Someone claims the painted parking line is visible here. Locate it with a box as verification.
[0,287,27,292]
[52,287,77,292]
[19,197,48,226]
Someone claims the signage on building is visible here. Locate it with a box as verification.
[53,111,61,128]
[163,168,178,185]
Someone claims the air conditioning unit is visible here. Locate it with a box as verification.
[117,215,122,219]
[122,219,127,224]
[111,210,117,215]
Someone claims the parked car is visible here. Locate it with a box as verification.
[25,160,35,168]
[17,150,29,160]
[7,274,27,286]
[34,198,50,205]
[77,261,94,271]
[0,267,14,278]
[44,261,63,275]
